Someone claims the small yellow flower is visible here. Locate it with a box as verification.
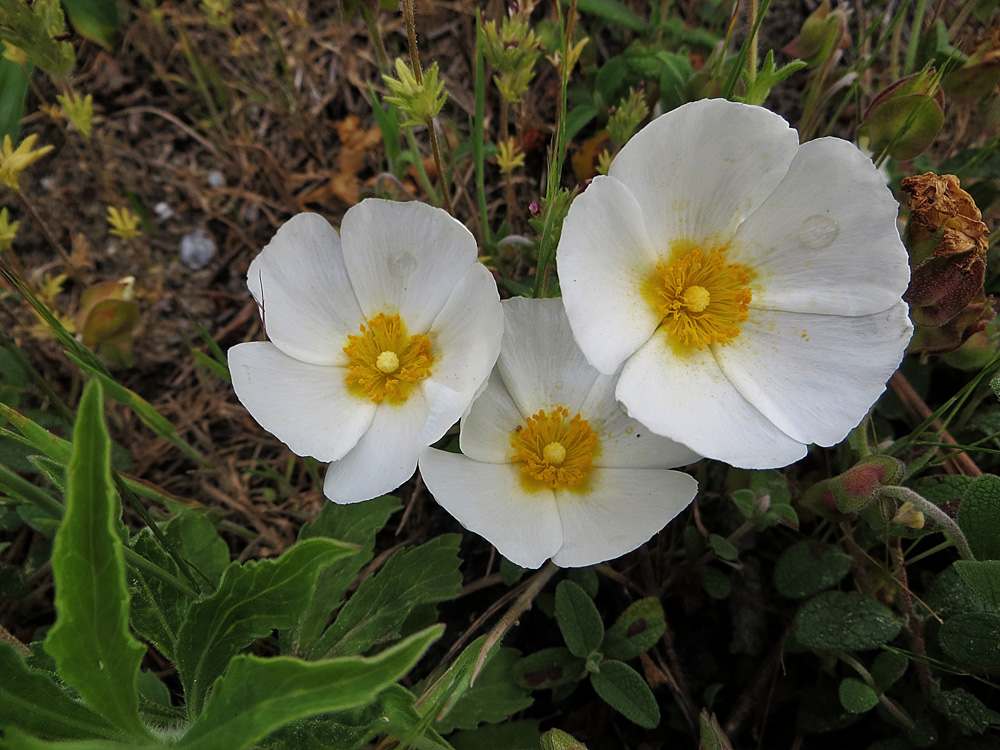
[383,58,447,127]
[0,134,55,191]
[596,149,614,176]
[56,90,94,140]
[0,208,19,251]
[107,206,143,241]
[496,137,525,175]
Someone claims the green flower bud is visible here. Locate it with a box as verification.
[383,58,447,127]
[607,88,650,146]
[540,728,589,750]
[861,70,945,160]
[828,456,905,514]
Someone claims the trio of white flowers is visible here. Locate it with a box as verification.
[229,99,913,569]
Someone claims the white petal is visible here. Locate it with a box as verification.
[228,342,374,462]
[552,468,697,567]
[459,373,523,464]
[341,200,478,333]
[420,263,504,442]
[323,391,429,504]
[608,99,799,249]
[497,297,600,415]
[557,176,661,374]
[247,213,364,366]
[579,375,702,468]
[617,330,807,469]
[418,449,562,569]
[715,303,912,447]
[731,137,911,316]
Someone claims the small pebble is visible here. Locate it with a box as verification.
[154,202,173,221]
[207,170,225,188]
[179,228,217,270]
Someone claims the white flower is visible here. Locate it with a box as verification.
[557,99,913,469]
[228,199,504,504]
[418,297,699,569]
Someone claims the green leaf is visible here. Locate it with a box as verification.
[0,728,164,750]
[499,557,525,586]
[838,678,879,713]
[567,568,599,599]
[0,43,30,140]
[512,647,584,691]
[708,533,738,561]
[435,647,533,733]
[602,597,666,661]
[774,541,852,599]
[938,612,1000,667]
[794,592,904,651]
[0,641,120,740]
[730,489,755,518]
[62,0,119,49]
[870,651,909,693]
[311,534,463,659]
[953,560,1000,609]
[572,0,647,31]
[451,720,541,750]
[590,659,659,728]
[127,529,191,663]
[175,537,355,715]
[176,625,443,750]
[701,566,731,600]
[295,495,400,655]
[163,508,229,589]
[540,727,588,750]
[377,683,454,749]
[555,580,605,658]
[43,381,149,738]
[957,474,1000,560]
[930,687,1000,735]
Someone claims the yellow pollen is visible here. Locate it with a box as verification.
[649,247,753,350]
[543,442,567,465]
[682,285,711,312]
[376,351,400,373]
[343,313,433,404]
[511,407,598,490]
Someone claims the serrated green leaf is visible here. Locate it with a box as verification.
[957,475,1000,560]
[838,678,879,713]
[590,660,659,728]
[555,580,605,658]
[0,641,120,740]
[914,475,974,505]
[62,0,119,49]
[177,625,443,750]
[295,495,400,655]
[708,533,738,561]
[127,529,191,663]
[795,592,904,651]
[435,648,533,733]
[774,541,852,599]
[43,381,149,739]
[312,534,463,659]
[602,597,666,661]
[513,647,584,691]
[871,651,908,693]
[953,560,1000,609]
[176,537,355,715]
[930,687,1000,735]
[939,612,1000,667]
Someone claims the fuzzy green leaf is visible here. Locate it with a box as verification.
[957,474,1000,560]
[871,651,909,693]
[930,687,1000,735]
[939,612,1000,667]
[311,534,463,659]
[127,529,191,663]
[774,541,852,599]
[435,647,533,733]
[43,381,149,738]
[838,677,879,713]
[573,0,646,31]
[513,647,584,691]
[602,597,666,661]
[62,0,119,49]
[177,625,443,750]
[795,592,904,651]
[555,580,605,658]
[953,560,1000,609]
[0,641,120,741]
[590,660,659,728]
[175,537,355,715]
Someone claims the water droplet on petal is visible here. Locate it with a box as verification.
[388,252,417,278]
[554,380,564,390]
[799,215,840,250]
[720,142,745,164]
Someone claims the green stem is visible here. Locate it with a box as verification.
[122,547,199,599]
[0,463,64,519]
[879,485,976,561]
[747,0,759,83]
[472,19,491,246]
[903,0,928,76]
[358,2,390,73]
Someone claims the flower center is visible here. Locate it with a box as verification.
[511,406,598,490]
[343,313,433,404]
[649,247,752,350]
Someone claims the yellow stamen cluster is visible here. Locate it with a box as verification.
[343,313,433,404]
[511,406,598,490]
[651,247,752,349]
